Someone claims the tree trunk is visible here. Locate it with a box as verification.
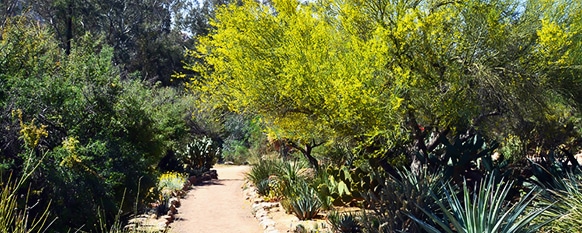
[65,2,73,55]
[288,140,323,170]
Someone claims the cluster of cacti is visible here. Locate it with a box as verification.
[317,165,377,207]
[176,136,220,176]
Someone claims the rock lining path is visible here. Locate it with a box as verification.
[171,165,262,233]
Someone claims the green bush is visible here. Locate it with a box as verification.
[0,17,194,230]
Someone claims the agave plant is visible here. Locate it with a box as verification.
[327,211,361,233]
[408,175,550,233]
[245,159,281,195]
[288,181,322,220]
[361,167,444,232]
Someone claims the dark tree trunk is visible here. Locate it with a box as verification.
[65,2,73,55]
[288,139,324,170]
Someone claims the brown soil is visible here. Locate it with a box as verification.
[170,165,262,233]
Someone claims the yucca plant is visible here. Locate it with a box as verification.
[409,175,550,233]
[327,211,361,233]
[276,159,308,196]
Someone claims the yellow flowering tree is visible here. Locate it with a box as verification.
[186,0,582,168]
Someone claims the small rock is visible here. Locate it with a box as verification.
[170,197,181,208]
[255,209,267,218]
[265,227,279,233]
[261,202,279,210]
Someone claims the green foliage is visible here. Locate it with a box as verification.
[409,176,549,233]
[327,211,362,233]
[175,136,219,176]
[535,170,582,232]
[0,16,197,230]
[245,159,281,196]
[287,181,322,220]
[221,140,250,164]
[188,0,582,174]
[361,168,444,232]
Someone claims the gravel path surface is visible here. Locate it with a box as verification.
[171,165,262,233]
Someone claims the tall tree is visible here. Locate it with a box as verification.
[27,0,198,85]
[186,0,582,168]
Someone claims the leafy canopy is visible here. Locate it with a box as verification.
[187,0,582,157]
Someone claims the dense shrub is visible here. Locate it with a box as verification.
[0,17,197,231]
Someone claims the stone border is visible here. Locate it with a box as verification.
[243,185,280,233]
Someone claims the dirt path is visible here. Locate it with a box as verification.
[171,165,262,233]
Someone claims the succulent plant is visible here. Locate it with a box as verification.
[327,211,362,233]
[288,181,322,220]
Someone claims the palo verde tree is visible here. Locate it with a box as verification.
[186,0,582,170]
